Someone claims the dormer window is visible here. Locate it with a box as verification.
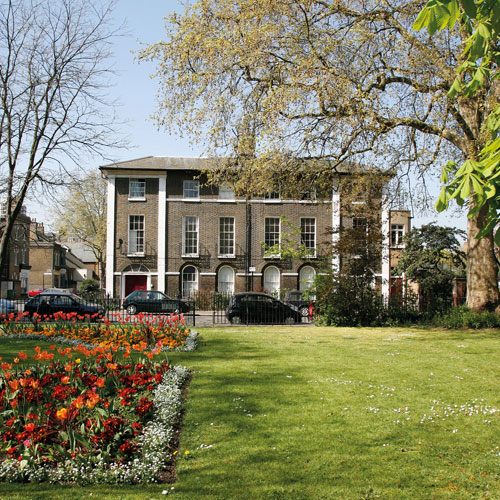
[129,179,146,200]
[264,191,280,201]
[183,180,200,199]
[218,184,234,200]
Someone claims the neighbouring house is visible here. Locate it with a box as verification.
[29,222,96,291]
[0,204,31,298]
[100,156,412,300]
[62,239,101,284]
[388,209,413,301]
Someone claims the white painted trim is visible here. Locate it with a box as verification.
[105,176,116,297]
[237,272,263,277]
[331,179,340,273]
[200,272,216,276]
[165,272,180,276]
[282,273,299,276]
[157,176,167,292]
[165,197,330,204]
[381,188,391,302]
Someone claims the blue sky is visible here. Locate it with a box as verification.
[32,0,467,233]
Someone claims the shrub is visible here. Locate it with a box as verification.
[79,279,101,301]
[433,306,500,329]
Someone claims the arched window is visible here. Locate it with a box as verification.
[122,264,150,273]
[182,266,198,298]
[218,266,234,294]
[263,266,280,295]
[299,266,316,298]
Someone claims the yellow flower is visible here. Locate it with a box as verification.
[184,450,189,455]
[75,358,81,364]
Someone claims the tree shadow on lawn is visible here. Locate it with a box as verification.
[407,328,500,342]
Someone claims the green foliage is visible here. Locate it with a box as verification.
[315,272,384,327]
[396,224,466,312]
[79,279,101,301]
[415,0,500,242]
[433,305,500,328]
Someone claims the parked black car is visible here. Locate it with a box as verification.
[24,292,104,319]
[122,290,190,315]
[226,292,301,324]
[285,290,314,318]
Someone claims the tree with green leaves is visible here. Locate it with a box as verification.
[414,0,500,311]
[141,0,499,312]
[395,224,466,312]
[53,171,107,286]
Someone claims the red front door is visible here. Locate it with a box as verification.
[125,275,147,297]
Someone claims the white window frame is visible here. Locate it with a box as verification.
[391,224,405,247]
[299,266,316,296]
[218,217,235,257]
[183,180,200,200]
[264,191,281,202]
[218,266,235,293]
[128,178,146,201]
[264,217,281,258]
[128,214,145,256]
[300,217,316,258]
[182,265,198,297]
[263,266,280,295]
[182,216,199,257]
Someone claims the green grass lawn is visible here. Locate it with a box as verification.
[1,326,500,499]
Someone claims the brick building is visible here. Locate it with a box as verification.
[0,205,31,298]
[100,156,411,300]
[29,222,96,291]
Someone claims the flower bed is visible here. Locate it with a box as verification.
[0,312,196,352]
[0,344,190,484]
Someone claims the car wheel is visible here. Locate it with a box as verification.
[126,304,137,315]
[284,316,296,325]
[231,315,242,324]
[299,306,309,317]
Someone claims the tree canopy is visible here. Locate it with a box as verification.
[53,171,107,285]
[142,0,499,311]
[0,0,119,283]
[396,223,466,309]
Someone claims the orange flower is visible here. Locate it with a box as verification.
[61,375,70,385]
[13,357,19,364]
[95,378,105,388]
[64,363,73,372]
[72,396,84,409]
[85,393,100,409]
[17,351,28,361]
[30,379,39,389]
[24,423,35,432]
[106,362,117,371]
[56,408,68,421]
[8,380,19,392]
[1,362,13,371]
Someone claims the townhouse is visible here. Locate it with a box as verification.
[100,156,411,300]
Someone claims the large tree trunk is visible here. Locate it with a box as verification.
[467,205,499,312]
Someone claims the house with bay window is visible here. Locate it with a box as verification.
[100,157,410,300]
